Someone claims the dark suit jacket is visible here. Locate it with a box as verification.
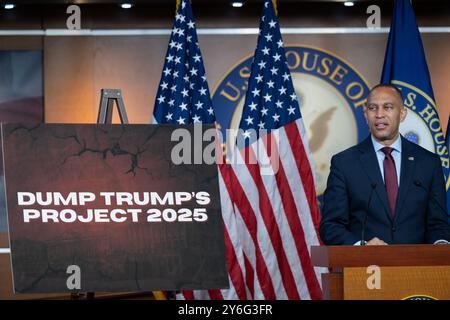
[319,135,450,245]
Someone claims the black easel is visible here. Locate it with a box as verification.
[70,89,129,301]
[97,89,129,124]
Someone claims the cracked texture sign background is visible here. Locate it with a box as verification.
[2,123,228,293]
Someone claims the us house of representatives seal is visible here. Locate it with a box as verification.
[212,44,371,199]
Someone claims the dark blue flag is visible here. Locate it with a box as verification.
[381,0,450,218]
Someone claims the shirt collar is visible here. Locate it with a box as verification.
[371,134,402,154]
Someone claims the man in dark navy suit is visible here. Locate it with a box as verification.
[320,84,450,245]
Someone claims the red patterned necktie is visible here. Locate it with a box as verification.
[381,147,398,217]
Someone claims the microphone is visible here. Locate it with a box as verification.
[361,182,377,246]
[414,179,448,215]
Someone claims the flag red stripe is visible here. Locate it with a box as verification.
[218,198,248,300]
[263,130,323,299]
[182,290,195,300]
[208,290,224,300]
[225,164,277,299]
[285,122,322,241]
[242,148,301,300]
[243,252,254,299]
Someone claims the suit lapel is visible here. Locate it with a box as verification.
[358,136,392,220]
[394,137,416,220]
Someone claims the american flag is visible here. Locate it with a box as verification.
[152,0,235,300]
[219,0,324,299]
[152,0,214,125]
[154,0,324,300]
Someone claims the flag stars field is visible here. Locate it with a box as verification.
[238,1,301,143]
[152,0,214,125]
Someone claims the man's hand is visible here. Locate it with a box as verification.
[366,237,388,245]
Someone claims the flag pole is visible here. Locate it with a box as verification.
[272,0,278,16]
[176,0,190,12]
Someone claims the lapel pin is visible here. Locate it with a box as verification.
[408,156,414,161]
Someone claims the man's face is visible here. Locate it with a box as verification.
[364,86,407,145]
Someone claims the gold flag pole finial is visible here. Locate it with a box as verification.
[272,0,278,16]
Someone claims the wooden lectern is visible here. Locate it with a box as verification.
[311,245,450,300]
